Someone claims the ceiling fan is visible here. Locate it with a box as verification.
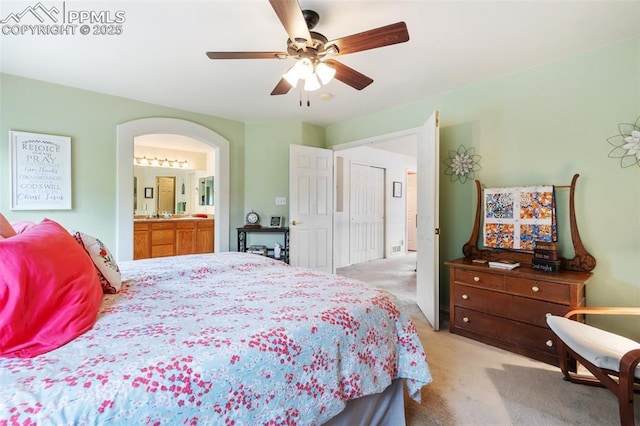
[205,0,410,96]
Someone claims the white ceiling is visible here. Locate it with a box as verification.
[1,1,639,128]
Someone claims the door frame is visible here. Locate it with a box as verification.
[332,126,421,262]
[332,123,439,327]
[116,118,230,261]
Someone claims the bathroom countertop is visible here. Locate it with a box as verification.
[133,215,214,222]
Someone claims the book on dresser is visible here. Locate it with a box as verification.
[534,241,557,251]
[533,249,559,261]
[488,259,520,270]
[532,258,562,272]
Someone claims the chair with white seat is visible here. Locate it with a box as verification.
[546,308,640,426]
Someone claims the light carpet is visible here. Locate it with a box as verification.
[337,253,640,426]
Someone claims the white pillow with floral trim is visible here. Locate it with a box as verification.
[73,232,121,294]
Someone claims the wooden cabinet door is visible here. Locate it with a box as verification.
[176,221,197,255]
[196,220,214,253]
[133,223,150,260]
[133,230,150,259]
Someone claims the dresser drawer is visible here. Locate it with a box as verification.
[453,306,558,357]
[453,268,504,290]
[452,284,568,328]
[197,220,214,229]
[151,244,174,258]
[176,220,196,230]
[506,277,570,304]
[151,221,174,230]
[134,222,149,231]
[151,229,174,245]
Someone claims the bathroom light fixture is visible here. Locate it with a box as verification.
[134,156,190,169]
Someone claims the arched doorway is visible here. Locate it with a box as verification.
[116,118,230,260]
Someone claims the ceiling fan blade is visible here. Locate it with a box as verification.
[206,52,288,60]
[269,0,312,46]
[328,22,409,56]
[324,59,373,90]
[271,78,293,95]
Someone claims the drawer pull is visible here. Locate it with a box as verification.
[531,286,540,292]
[462,294,469,300]
[546,339,553,347]
[473,276,480,282]
[463,317,470,323]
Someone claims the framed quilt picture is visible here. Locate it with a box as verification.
[483,185,557,251]
[10,131,72,210]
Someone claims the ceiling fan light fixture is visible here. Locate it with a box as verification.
[304,74,322,91]
[283,58,315,87]
[282,69,300,88]
[296,58,314,79]
[315,61,336,85]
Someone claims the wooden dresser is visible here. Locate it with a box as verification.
[445,257,591,366]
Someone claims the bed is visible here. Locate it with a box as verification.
[0,218,432,425]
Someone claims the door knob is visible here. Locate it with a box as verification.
[291,220,299,226]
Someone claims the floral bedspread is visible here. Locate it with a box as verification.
[0,252,432,425]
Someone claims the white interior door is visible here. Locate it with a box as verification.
[416,111,440,330]
[349,163,384,265]
[289,145,333,273]
[156,176,175,213]
[407,172,417,251]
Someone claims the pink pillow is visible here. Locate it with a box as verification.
[11,221,37,234]
[0,219,103,358]
[0,213,16,238]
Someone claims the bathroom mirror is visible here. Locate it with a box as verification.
[199,176,214,206]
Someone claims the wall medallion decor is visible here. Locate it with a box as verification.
[443,144,481,184]
[607,115,640,168]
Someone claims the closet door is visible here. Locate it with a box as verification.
[349,163,384,264]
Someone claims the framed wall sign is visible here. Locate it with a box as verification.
[10,131,72,210]
[144,187,154,198]
[393,181,402,198]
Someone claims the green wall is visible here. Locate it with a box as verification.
[326,37,640,338]
[244,121,325,224]
[0,74,246,250]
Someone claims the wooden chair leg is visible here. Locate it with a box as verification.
[618,349,640,426]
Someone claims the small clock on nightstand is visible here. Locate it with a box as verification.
[245,210,261,228]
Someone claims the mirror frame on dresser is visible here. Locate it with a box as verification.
[462,173,596,272]
[446,173,597,366]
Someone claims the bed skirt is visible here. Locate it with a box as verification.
[323,379,405,426]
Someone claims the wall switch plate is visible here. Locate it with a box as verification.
[275,197,287,205]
